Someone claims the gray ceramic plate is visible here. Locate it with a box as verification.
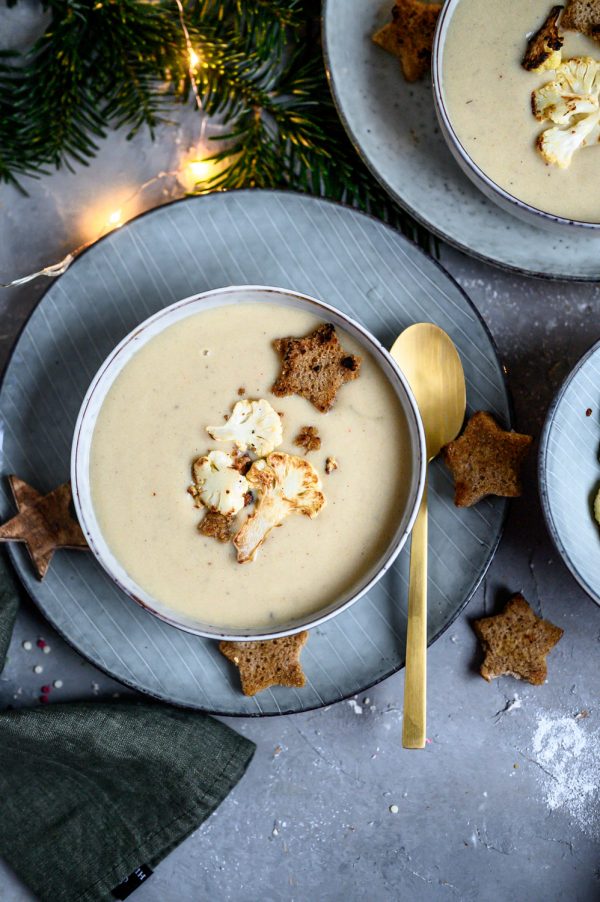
[539,339,600,606]
[323,0,600,281]
[0,191,510,715]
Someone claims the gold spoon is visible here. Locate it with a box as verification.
[390,323,466,749]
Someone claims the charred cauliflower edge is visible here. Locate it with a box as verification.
[191,399,327,561]
[191,450,250,517]
[532,57,600,168]
[233,452,326,563]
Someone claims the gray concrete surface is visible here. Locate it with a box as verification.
[1,5,600,901]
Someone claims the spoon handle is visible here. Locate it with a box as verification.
[402,478,428,749]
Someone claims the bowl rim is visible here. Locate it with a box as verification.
[431,0,600,232]
[71,283,427,641]
[538,335,600,608]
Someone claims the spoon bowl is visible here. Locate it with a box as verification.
[392,324,466,460]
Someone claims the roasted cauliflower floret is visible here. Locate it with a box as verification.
[533,57,600,167]
[559,57,600,97]
[537,110,600,167]
[522,6,563,73]
[191,450,249,516]
[532,81,598,124]
[233,452,325,563]
[207,399,283,456]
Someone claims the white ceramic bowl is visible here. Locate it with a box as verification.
[432,0,600,235]
[539,339,600,607]
[71,285,426,640]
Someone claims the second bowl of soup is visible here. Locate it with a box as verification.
[433,0,600,231]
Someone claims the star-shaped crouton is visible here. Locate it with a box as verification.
[373,0,441,83]
[272,323,361,413]
[442,411,533,507]
[0,476,88,579]
[473,594,563,685]
[562,0,600,42]
[219,631,309,696]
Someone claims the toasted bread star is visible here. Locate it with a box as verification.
[473,594,563,685]
[442,411,533,507]
[562,0,600,41]
[219,631,309,696]
[272,323,361,413]
[373,0,441,83]
[0,476,88,579]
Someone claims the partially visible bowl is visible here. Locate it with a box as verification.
[432,0,600,236]
[539,338,600,606]
[71,285,426,640]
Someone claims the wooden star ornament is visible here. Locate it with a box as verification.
[219,631,309,696]
[0,476,88,579]
[443,411,533,507]
[473,594,563,685]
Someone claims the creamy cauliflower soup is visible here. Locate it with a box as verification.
[89,302,411,630]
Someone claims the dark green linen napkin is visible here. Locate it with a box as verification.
[0,701,255,902]
[0,555,255,902]
[0,552,21,671]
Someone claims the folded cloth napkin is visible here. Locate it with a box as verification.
[0,551,21,671]
[0,554,255,902]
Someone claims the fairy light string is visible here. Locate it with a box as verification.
[1,6,211,290]
[0,169,179,288]
[0,147,222,288]
[1,255,76,288]
[175,0,203,112]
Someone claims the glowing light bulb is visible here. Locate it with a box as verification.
[189,49,200,69]
[186,159,214,182]
[107,209,123,227]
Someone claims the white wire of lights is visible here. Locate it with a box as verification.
[1,5,213,290]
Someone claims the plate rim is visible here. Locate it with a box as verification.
[538,336,600,608]
[2,188,512,716]
[321,1,600,284]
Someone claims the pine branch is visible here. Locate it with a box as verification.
[199,40,414,229]
[95,1,187,137]
[1,0,190,175]
[0,0,427,247]
[193,0,301,57]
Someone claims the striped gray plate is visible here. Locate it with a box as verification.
[0,191,510,715]
[540,339,600,607]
